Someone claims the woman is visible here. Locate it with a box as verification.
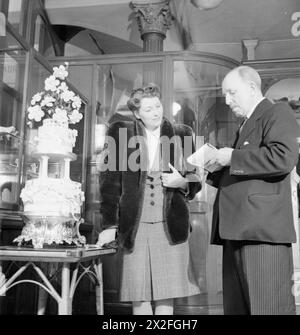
[97,83,201,315]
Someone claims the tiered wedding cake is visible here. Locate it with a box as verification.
[14,63,86,248]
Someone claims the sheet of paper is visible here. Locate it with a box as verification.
[187,143,221,173]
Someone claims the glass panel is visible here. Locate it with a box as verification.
[173,61,239,148]
[0,48,26,209]
[33,14,55,57]
[27,58,51,105]
[95,61,163,147]
[23,57,51,187]
[173,60,235,301]
[70,102,86,184]
[0,27,24,53]
[67,65,93,102]
[8,0,23,34]
[66,64,92,186]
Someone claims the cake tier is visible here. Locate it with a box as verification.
[21,177,85,219]
[33,119,77,155]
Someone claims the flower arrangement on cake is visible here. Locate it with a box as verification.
[27,62,83,128]
[26,62,84,156]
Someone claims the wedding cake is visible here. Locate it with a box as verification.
[14,62,86,248]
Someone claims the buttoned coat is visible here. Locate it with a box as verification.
[99,117,201,252]
[208,99,299,245]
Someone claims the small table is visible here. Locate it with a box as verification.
[0,245,116,315]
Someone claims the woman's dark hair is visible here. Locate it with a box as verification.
[127,83,161,113]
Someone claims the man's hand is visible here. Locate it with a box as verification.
[161,163,188,189]
[96,228,117,247]
[206,147,233,167]
[215,147,233,166]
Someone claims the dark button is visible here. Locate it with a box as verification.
[150,184,154,189]
[150,201,155,206]
[147,176,154,181]
[150,193,155,197]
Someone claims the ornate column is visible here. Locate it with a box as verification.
[130,0,173,52]
[130,0,173,84]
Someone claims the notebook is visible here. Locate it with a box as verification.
[187,143,221,173]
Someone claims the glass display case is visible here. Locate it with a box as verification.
[21,53,88,220]
[0,49,87,220]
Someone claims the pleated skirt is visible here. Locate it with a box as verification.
[119,221,200,302]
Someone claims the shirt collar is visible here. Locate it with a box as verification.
[144,126,160,139]
[246,97,265,119]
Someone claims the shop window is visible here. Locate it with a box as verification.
[7,0,23,34]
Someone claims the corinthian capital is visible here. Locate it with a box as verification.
[130,0,173,38]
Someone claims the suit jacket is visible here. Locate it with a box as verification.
[207,99,299,245]
[99,116,201,252]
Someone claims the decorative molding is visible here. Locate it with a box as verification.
[242,59,300,80]
[130,0,173,40]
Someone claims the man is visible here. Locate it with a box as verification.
[207,65,299,315]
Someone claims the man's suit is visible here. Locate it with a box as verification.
[207,98,299,314]
[209,99,299,245]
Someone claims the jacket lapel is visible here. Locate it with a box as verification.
[235,98,273,148]
[134,120,148,184]
[160,118,175,171]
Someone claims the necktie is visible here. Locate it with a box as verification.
[239,117,247,134]
[233,118,247,148]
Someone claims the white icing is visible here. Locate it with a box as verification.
[20,178,85,219]
[34,119,77,155]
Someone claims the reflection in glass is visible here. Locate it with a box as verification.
[173,61,239,149]
[0,48,26,209]
[34,14,55,57]
[96,61,163,126]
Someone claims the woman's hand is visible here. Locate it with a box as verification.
[96,228,117,247]
[161,163,188,190]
